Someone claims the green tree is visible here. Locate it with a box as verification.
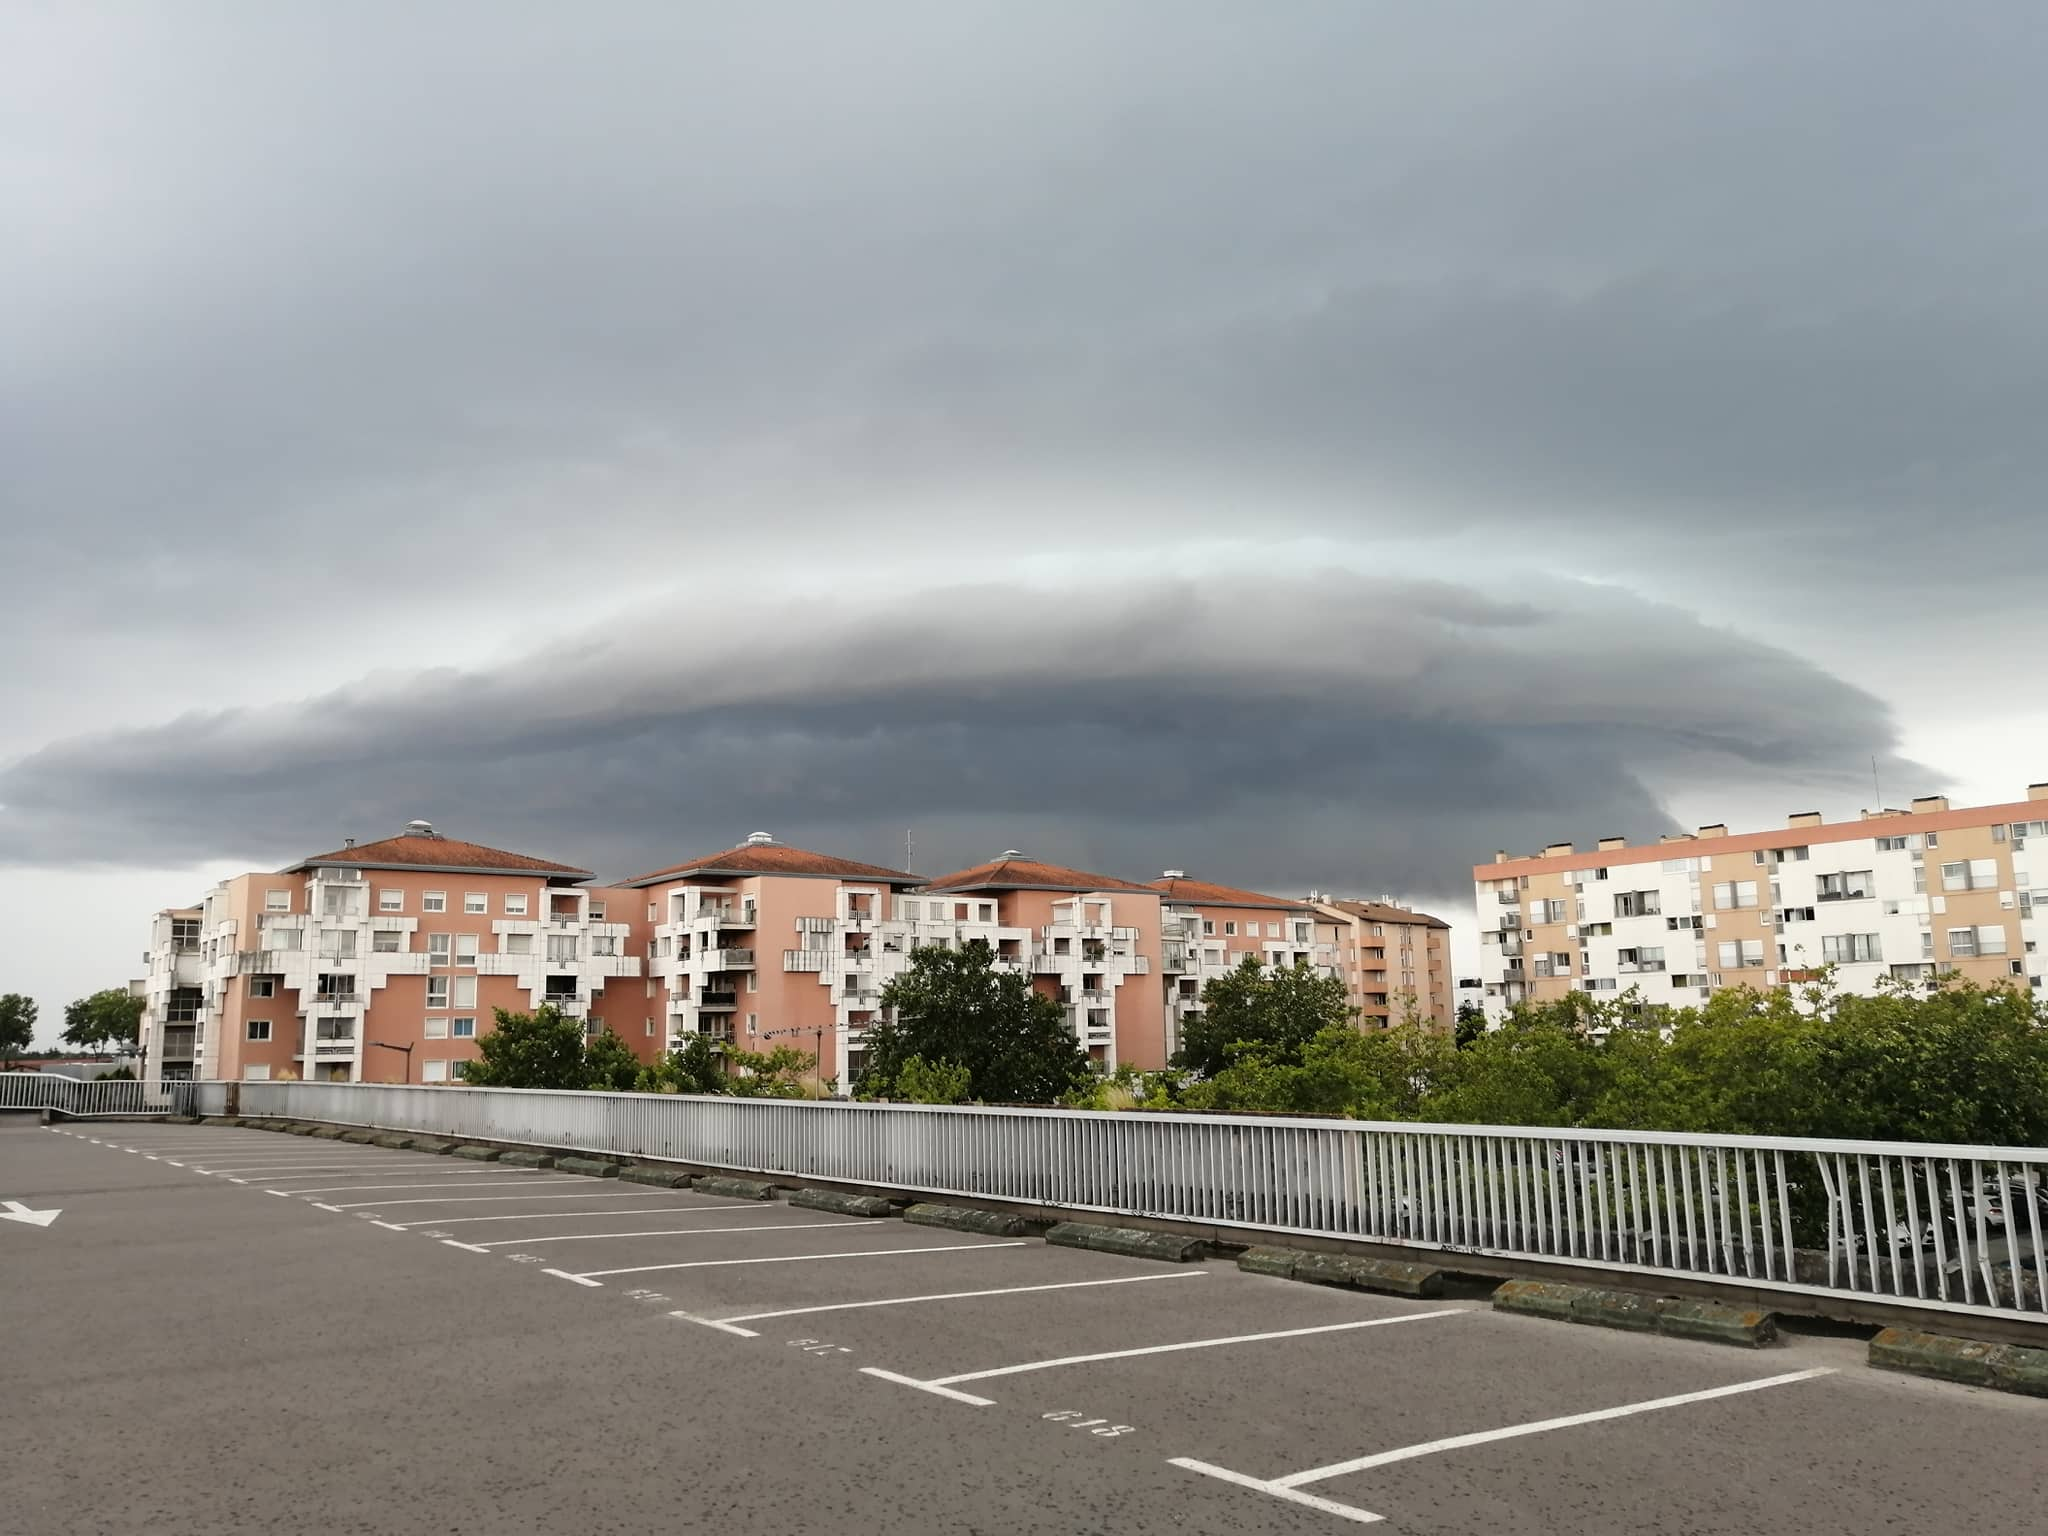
[894,1054,973,1104]
[635,1034,730,1094]
[582,1028,643,1091]
[1174,956,1354,1077]
[859,939,1092,1104]
[461,1004,587,1089]
[0,994,38,1060]
[61,988,145,1055]
[727,1046,819,1098]
[1453,1001,1487,1048]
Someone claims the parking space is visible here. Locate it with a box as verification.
[13,1121,2046,1535]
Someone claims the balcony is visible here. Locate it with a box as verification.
[1162,945,1188,973]
[1031,951,1068,973]
[784,950,829,972]
[694,908,759,929]
[709,948,756,969]
[1122,955,1151,975]
[160,1032,197,1061]
[313,1040,356,1057]
[697,989,739,1011]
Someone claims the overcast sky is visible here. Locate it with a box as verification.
[4,3,2043,1044]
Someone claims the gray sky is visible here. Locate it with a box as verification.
[4,3,2043,1042]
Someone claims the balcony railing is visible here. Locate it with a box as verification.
[159,1035,197,1060]
[695,908,759,928]
[711,948,756,968]
[784,950,829,972]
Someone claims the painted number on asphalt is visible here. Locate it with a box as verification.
[787,1338,852,1356]
[624,1288,672,1304]
[1043,1411,1136,1437]
[507,1253,547,1264]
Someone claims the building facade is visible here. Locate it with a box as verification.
[1315,899,1454,1029]
[1148,873,1339,1056]
[139,822,649,1084]
[1473,786,2048,1022]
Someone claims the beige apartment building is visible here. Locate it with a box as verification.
[1315,899,1454,1029]
[1473,785,2048,1021]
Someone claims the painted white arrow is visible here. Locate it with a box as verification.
[0,1199,62,1228]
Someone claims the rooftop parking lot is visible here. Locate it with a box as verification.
[5,1119,2044,1534]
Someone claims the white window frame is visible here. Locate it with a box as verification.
[422,891,447,913]
[504,932,533,956]
[422,1059,449,1084]
[451,1016,476,1038]
[265,889,292,913]
[455,933,479,966]
[379,888,404,912]
[464,892,488,914]
[426,976,450,1008]
[243,1064,271,1081]
[453,976,477,1009]
[249,977,276,999]
[427,932,453,963]
[504,893,529,916]
[246,1019,272,1041]
[425,1017,448,1039]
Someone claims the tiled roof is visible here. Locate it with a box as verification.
[1322,898,1451,930]
[286,834,590,878]
[623,842,920,887]
[923,856,1156,895]
[1148,875,1311,911]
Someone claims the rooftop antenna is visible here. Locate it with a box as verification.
[905,829,913,870]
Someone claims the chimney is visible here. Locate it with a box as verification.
[343,837,355,849]
[2030,782,2048,803]
[1542,841,1573,858]
[1657,832,1696,844]
[1787,811,1822,829]
[1596,836,1627,851]
[1697,824,1728,839]
[1494,851,1510,864]
[1910,796,1949,814]
[1162,869,1185,880]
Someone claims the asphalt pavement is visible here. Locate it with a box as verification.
[4,1118,2043,1535]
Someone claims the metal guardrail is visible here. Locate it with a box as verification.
[0,1072,215,1117]
[230,1081,2048,1324]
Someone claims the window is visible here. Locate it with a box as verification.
[1716,939,1765,968]
[451,1017,475,1038]
[315,1017,354,1041]
[464,892,488,914]
[426,1017,448,1039]
[265,889,292,913]
[1261,922,1277,938]
[645,1020,656,1037]
[455,934,479,966]
[1821,933,1882,964]
[547,934,580,963]
[246,1019,272,1041]
[1223,922,1236,936]
[1615,890,1661,918]
[422,891,447,913]
[423,1060,449,1083]
[379,889,404,912]
[1977,926,2010,957]
[1776,906,1816,924]
[243,1064,271,1081]
[1815,870,1875,902]
[1664,915,1704,932]
[428,933,452,964]
[427,976,450,1008]
[1616,946,1665,972]
[1876,835,1909,852]
[454,976,476,1008]
[1582,977,1618,992]
[505,893,529,916]
[589,901,606,922]
[249,977,276,998]
[505,932,533,955]
[450,1060,470,1080]
[1712,881,1759,910]
[1940,859,1999,892]
[1948,927,1978,958]
[316,973,356,1000]
[373,929,401,953]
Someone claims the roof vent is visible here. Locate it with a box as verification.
[405,819,436,838]
[1000,849,1025,860]
[1162,868,1185,880]
[1380,893,1394,904]
[744,831,776,846]
[343,837,355,849]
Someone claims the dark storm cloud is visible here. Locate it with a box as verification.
[0,575,1920,901]
[5,0,2044,646]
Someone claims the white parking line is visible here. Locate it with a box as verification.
[1275,1366,1837,1486]
[320,1191,663,1210]
[391,1202,753,1229]
[691,1271,1207,1336]
[269,1177,544,1196]
[1167,1461,1384,1525]
[859,1370,998,1407]
[572,1240,1030,1280]
[471,1221,849,1247]
[543,1269,605,1287]
[441,1240,491,1253]
[197,1165,449,1177]
[1167,1365,1837,1526]
[925,1309,1465,1388]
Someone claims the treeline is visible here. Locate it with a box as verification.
[1149,967,2048,1147]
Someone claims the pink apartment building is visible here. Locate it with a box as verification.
[139,821,652,1085]
[1148,873,1341,1056]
